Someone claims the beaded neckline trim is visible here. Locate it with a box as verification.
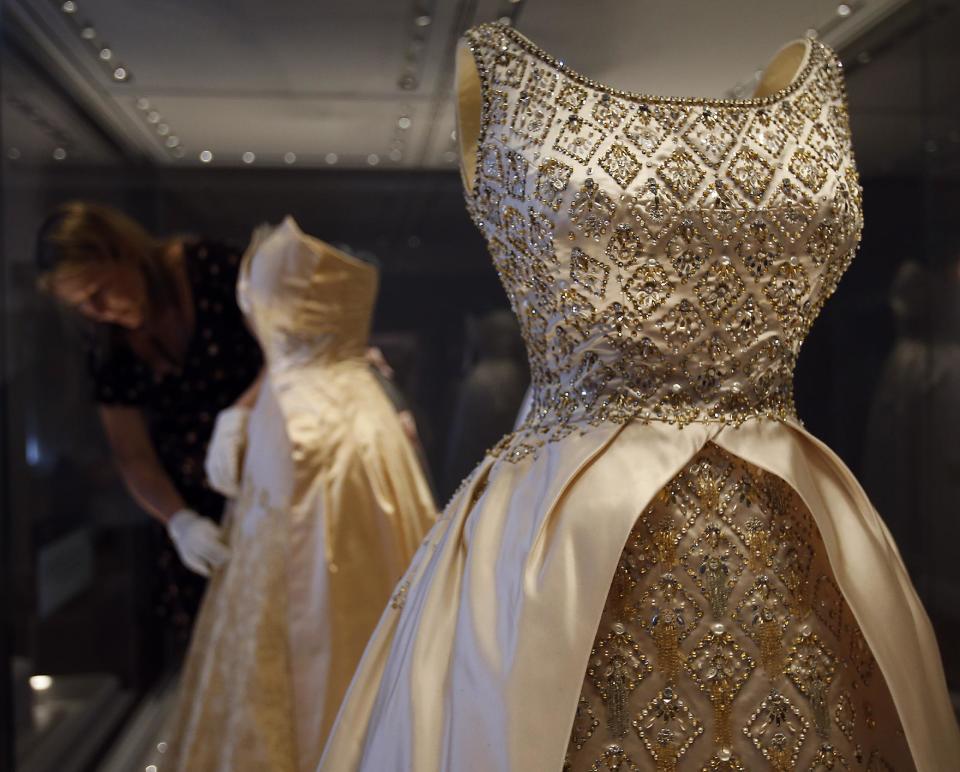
[481,22,821,109]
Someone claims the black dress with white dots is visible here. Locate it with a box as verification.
[89,239,263,634]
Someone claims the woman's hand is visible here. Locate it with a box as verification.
[166,508,230,576]
[204,405,251,497]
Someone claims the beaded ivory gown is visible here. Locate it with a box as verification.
[319,23,960,772]
[163,218,436,772]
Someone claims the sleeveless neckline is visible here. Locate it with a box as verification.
[494,23,818,109]
[461,22,825,207]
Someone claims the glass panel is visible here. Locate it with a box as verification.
[0,1,956,769]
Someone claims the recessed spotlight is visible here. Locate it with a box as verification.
[52,147,67,161]
[836,4,852,17]
[283,151,297,164]
[389,148,403,162]
[99,47,112,61]
[156,742,168,754]
[146,766,157,772]
[242,151,256,164]
[199,150,213,163]
[112,66,128,81]
[136,98,150,111]
[156,123,170,136]
[147,111,160,124]
[325,152,338,165]
[165,136,180,148]
[61,1,76,13]
[805,28,819,39]
[397,116,412,130]
[30,675,53,690]
[367,153,380,166]
[414,15,431,27]
[498,16,512,25]
[7,147,21,160]
[81,26,96,40]
[450,129,457,141]
[398,73,418,90]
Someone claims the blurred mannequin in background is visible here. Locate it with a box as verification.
[442,308,528,498]
[164,217,436,772]
[863,243,960,622]
[36,202,263,634]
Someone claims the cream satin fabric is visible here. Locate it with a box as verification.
[321,420,958,771]
[164,218,436,772]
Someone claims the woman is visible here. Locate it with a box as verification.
[36,202,263,631]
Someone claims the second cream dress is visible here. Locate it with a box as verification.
[163,217,436,772]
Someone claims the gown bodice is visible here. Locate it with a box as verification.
[460,23,863,453]
[238,216,377,371]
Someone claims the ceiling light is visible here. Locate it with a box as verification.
[7,147,21,160]
[199,150,213,163]
[156,742,168,754]
[81,26,96,40]
[836,4,852,17]
[52,147,67,161]
[805,28,819,38]
[283,152,297,164]
[367,153,380,166]
[414,15,431,27]
[450,130,457,141]
[325,152,338,165]
[397,116,412,130]
[113,66,129,81]
[61,1,77,13]
[99,47,113,61]
[30,675,53,690]
[389,148,403,162]
[165,136,180,148]
[156,123,169,135]
[398,73,418,90]
[242,151,256,164]
[136,98,150,111]
[147,111,160,124]
[146,766,157,772]
[498,16,512,25]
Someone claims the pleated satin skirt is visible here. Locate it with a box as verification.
[319,417,958,771]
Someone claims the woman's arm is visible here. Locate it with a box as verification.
[98,404,185,523]
[231,367,265,410]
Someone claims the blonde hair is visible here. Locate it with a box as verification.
[35,201,176,311]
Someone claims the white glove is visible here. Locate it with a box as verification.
[204,406,250,498]
[166,509,230,577]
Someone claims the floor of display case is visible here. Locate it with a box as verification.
[16,671,133,772]
[95,669,179,772]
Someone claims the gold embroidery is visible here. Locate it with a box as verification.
[462,23,864,455]
[566,445,909,769]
